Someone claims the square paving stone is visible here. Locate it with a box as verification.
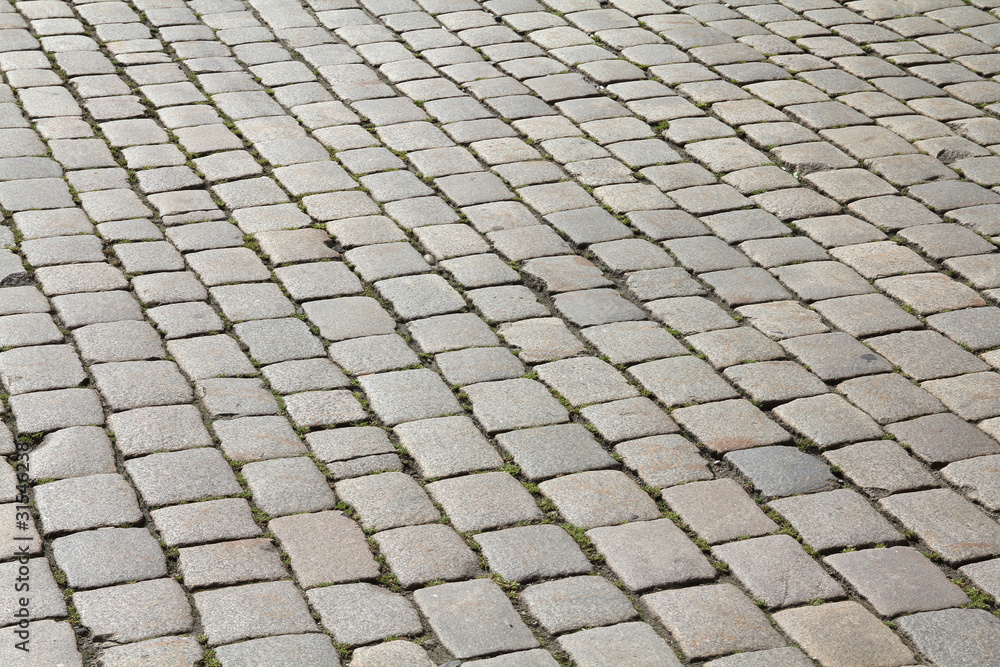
[888,413,1000,465]
[107,404,212,458]
[243,457,335,518]
[211,283,295,323]
[646,284,743,328]
[468,285,550,323]
[475,524,592,583]
[393,416,503,478]
[877,273,986,315]
[335,472,439,532]
[465,378,569,433]
[867,330,989,382]
[824,441,937,497]
[436,347,525,386]
[772,602,914,667]
[150,498,261,548]
[194,581,316,647]
[497,318,585,363]
[91,360,192,412]
[880,489,1000,565]
[686,327,786,369]
[72,321,166,364]
[699,268,793,307]
[723,361,827,405]
[125,448,242,507]
[535,357,638,407]
[268,511,378,588]
[614,434,713,489]
[774,393,885,449]
[942,454,1000,511]
[376,274,465,320]
[167,335,255,380]
[580,321,687,365]
[75,579,192,644]
[725,445,838,498]
[771,262,874,302]
[359,369,462,426]
[234,319,326,366]
[308,583,422,647]
[586,517,715,591]
[812,294,921,337]
[344,242,432,282]
[838,373,946,425]
[701,647,813,667]
[34,473,142,535]
[642,584,785,660]
[185,247,270,286]
[673,399,792,453]
[578,397,679,444]
[349,640,434,667]
[552,289,646,327]
[496,424,616,480]
[302,296,396,342]
[147,301,226,340]
[0,345,86,395]
[896,608,1000,667]
[273,261,362,301]
[177,538,287,589]
[735,300,828,341]
[780,332,892,382]
[283,390,367,429]
[305,426,394,464]
[712,534,845,610]
[213,634,341,666]
[924,372,1000,421]
[662,478,777,544]
[557,622,681,667]
[98,637,202,667]
[407,313,500,354]
[9,388,105,434]
[825,546,968,617]
[628,356,737,408]
[373,523,480,588]
[29,426,115,481]
[414,579,538,659]
[521,575,636,635]
[928,307,1000,352]
[770,489,904,554]
[427,471,541,532]
[540,470,659,530]
[0,558,65,626]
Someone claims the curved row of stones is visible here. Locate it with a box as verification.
[1,0,1000,663]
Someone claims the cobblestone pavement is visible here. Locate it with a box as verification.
[4,0,1000,663]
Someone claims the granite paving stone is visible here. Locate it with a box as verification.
[587,518,716,591]
[662,478,777,544]
[896,608,1000,667]
[712,535,845,610]
[773,602,914,667]
[521,575,636,634]
[880,489,1000,565]
[825,546,968,616]
[414,580,537,659]
[373,523,480,588]
[269,510,378,588]
[12,0,1000,658]
[642,584,786,660]
[74,579,193,644]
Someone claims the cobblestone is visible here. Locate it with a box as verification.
[7,0,1000,660]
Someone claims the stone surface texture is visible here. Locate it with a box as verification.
[0,0,996,661]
